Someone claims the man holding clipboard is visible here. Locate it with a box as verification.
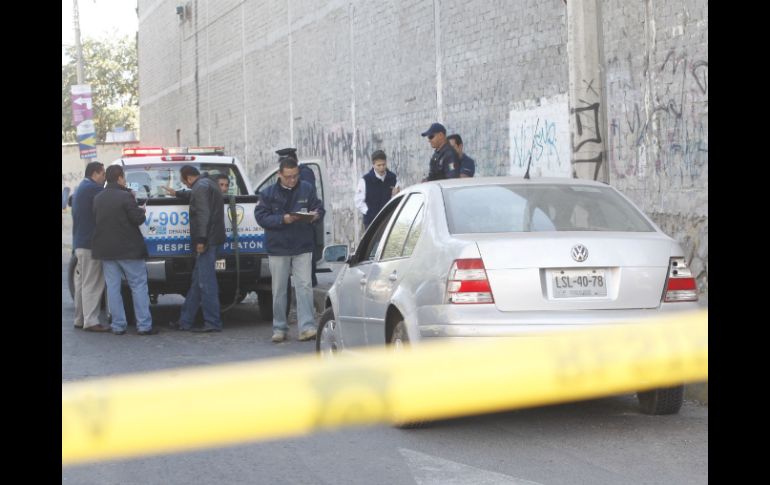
[254,157,325,343]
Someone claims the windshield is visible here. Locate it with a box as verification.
[444,184,655,233]
[123,163,248,198]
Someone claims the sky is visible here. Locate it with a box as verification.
[62,0,138,64]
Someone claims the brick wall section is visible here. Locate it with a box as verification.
[137,0,707,292]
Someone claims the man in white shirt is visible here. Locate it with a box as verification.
[355,150,399,229]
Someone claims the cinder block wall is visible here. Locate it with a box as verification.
[137,0,707,293]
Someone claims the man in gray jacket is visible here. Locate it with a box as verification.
[92,165,155,335]
[173,165,226,332]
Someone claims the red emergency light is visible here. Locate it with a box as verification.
[122,147,165,157]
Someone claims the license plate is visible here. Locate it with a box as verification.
[215,259,226,271]
[550,268,607,298]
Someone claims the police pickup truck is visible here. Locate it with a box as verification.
[67,146,332,321]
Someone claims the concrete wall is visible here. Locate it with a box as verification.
[62,142,141,192]
[602,0,708,292]
[137,0,707,292]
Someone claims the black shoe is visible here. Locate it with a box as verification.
[112,329,126,335]
[138,328,159,335]
[191,327,221,333]
[169,321,190,331]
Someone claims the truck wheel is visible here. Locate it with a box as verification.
[257,291,273,321]
[219,290,246,306]
[637,385,684,415]
[257,288,292,321]
[121,284,136,326]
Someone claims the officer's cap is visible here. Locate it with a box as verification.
[275,147,297,158]
[421,122,446,137]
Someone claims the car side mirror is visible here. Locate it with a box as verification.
[323,244,349,263]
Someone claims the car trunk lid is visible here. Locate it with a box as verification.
[464,232,673,311]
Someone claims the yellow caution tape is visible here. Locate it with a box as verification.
[63,310,707,465]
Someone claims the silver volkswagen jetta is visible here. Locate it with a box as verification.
[317,176,700,415]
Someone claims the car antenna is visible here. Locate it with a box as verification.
[524,118,539,180]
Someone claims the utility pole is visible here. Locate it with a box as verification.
[73,0,85,84]
[566,0,609,182]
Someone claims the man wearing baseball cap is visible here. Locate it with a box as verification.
[421,122,461,181]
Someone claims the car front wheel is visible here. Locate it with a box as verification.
[390,320,428,429]
[315,307,340,356]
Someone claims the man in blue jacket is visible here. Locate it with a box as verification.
[274,146,322,287]
[71,161,109,332]
[254,157,325,343]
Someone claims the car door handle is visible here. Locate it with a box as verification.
[388,272,398,282]
[360,278,367,285]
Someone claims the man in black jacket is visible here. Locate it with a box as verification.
[174,165,226,333]
[92,165,156,335]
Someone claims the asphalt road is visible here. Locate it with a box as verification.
[61,253,707,485]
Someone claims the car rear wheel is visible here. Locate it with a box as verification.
[390,320,428,429]
[637,385,684,415]
[315,307,339,356]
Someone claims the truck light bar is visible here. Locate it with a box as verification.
[122,146,225,157]
[161,156,196,161]
[122,147,164,157]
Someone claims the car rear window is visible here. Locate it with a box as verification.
[443,184,655,233]
[123,163,248,198]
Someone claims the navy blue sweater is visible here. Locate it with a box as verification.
[71,177,104,250]
[254,180,325,256]
[363,168,397,227]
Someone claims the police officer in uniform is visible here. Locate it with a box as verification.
[421,122,461,181]
[447,134,476,178]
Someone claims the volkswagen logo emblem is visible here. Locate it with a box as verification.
[571,244,588,262]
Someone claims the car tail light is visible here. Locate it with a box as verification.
[446,258,494,304]
[663,257,698,302]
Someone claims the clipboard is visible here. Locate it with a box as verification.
[289,211,316,222]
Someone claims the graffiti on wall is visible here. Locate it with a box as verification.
[570,78,605,180]
[608,49,708,185]
[290,122,425,245]
[509,94,571,178]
